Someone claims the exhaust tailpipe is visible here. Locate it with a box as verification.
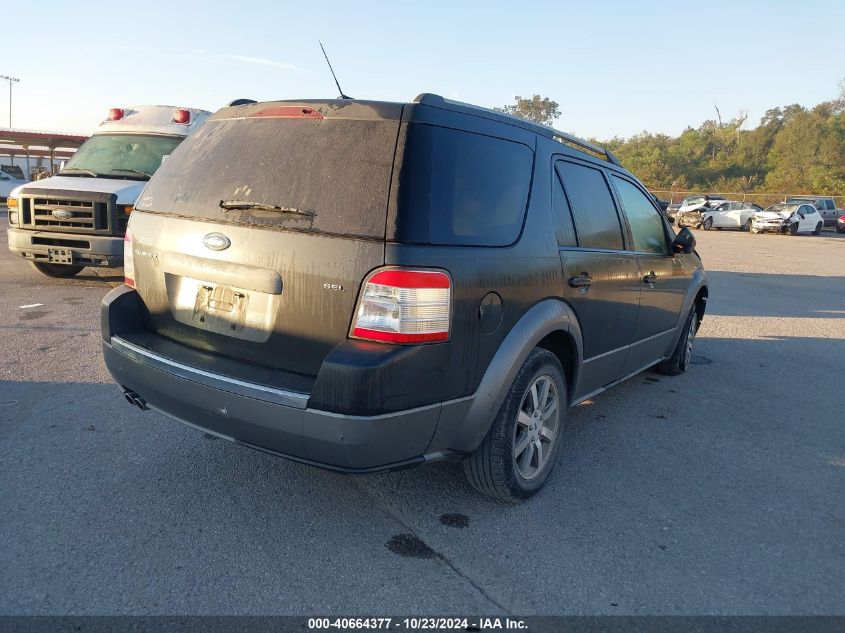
[123,390,148,411]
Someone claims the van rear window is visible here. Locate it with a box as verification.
[390,124,533,246]
[136,117,400,238]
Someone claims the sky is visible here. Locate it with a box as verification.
[4,0,844,140]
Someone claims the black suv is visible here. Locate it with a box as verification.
[101,95,708,501]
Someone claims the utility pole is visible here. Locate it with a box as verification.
[0,75,20,128]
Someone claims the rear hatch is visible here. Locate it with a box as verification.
[130,100,402,377]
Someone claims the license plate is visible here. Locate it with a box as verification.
[47,248,74,264]
[193,283,250,333]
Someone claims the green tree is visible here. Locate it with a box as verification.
[495,95,561,126]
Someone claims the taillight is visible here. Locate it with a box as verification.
[249,106,324,120]
[108,108,124,121]
[171,108,191,124]
[351,268,451,344]
[123,230,135,288]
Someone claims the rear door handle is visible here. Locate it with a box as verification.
[568,275,593,288]
[643,272,657,285]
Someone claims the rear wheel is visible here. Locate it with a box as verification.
[813,222,822,235]
[30,262,85,278]
[655,305,698,376]
[463,348,567,502]
[702,217,713,231]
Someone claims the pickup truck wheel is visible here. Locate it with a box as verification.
[463,348,567,502]
[655,305,698,376]
[813,222,822,235]
[30,262,85,278]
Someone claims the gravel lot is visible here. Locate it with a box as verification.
[1,223,844,615]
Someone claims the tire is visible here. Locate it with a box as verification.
[702,217,713,231]
[813,222,822,235]
[463,348,567,502]
[743,219,752,232]
[789,223,799,236]
[655,305,699,376]
[837,225,845,234]
[30,262,85,278]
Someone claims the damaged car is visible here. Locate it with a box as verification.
[675,195,727,228]
[750,203,824,235]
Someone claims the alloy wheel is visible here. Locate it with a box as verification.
[512,375,560,480]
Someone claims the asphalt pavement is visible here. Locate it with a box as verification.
[1,224,844,615]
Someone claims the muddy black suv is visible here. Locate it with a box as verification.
[101,95,707,501]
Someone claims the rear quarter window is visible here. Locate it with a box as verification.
[390,124,533,246]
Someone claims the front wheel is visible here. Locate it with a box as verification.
[813,222,822,235]
[743,219,753,232]
[702,217,713,231]
[789,223,799,236]
[30,262,85,278]
[463,348,567,502]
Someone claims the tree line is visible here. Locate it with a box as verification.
[499,83,845,195]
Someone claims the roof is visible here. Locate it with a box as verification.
[95,105,212,137]
[0,128,89,150]
[413,93,621,166]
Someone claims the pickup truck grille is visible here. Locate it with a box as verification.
[19,191,116,234]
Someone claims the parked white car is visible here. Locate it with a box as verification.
[0,170,28,204]
[751,203,824,235]
[700,201,761,231]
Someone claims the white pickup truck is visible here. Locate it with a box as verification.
[6,105,210,277]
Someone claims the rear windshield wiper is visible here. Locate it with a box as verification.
[60,167,99,178]
[219,200,315,218]
[109,168,153,179]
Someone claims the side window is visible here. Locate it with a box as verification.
[730,202,743,211]
[556,161,624,250]
[552,161,577,246]
[825,200,834,211]
[611,175,669,256]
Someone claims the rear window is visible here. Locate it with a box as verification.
[136,117,400,238]
[390,124,533,246]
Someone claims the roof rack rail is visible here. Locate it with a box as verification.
[413,93,621,166]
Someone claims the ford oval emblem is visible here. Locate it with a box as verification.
[203,232,231,251]
[52,208,73,220]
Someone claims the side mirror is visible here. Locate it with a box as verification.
[673,227,696,254]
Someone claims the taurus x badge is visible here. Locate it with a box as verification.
[203,233,231,251]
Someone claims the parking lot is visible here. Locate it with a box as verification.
[1,224,844,615]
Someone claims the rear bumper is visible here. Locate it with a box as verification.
[101,286,467,472]
[7,227,123,267]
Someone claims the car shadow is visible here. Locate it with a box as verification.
[2,330,844,613]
